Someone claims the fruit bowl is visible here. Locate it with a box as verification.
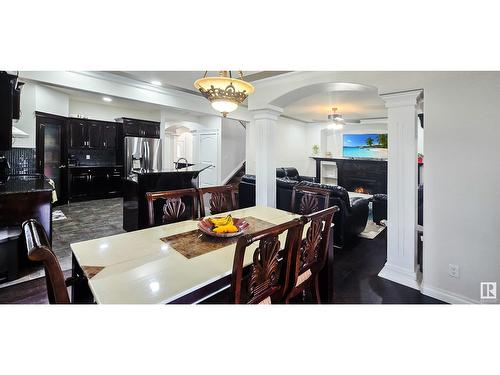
[198,216,249,238]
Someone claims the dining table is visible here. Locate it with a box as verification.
[70,205,335,304]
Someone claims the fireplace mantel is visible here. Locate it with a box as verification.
[311,157,388,194]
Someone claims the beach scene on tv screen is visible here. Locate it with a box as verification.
[343,133,388,158]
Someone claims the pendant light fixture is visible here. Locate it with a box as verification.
[194,71,255,117]
[328,107,345,130]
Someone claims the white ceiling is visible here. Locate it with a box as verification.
[47,71,388,123]
[51,86,164,112]
[282,86,386,123]
[107,71,289,93]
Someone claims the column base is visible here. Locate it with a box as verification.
[378,262,421,290]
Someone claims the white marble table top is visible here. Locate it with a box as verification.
[71,206,300,304]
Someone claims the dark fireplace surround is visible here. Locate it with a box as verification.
[313,157,387,195]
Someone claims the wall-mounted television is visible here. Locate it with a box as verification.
[343,133,388,159]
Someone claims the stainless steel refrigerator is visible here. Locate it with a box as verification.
[124,136,162,176]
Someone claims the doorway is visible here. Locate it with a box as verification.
[198,131,219,187]
[36,112,68,205]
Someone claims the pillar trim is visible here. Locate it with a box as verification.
[250,107,283,207]
[378,89,422,290]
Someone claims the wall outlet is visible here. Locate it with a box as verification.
[86,155,90,160]
[448,264,460,278]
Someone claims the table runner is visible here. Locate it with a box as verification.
[160,216,275,259]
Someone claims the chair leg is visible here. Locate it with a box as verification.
[311,276,321,304]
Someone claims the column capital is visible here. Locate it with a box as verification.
[251,106,283,121]
[380,89,423,109]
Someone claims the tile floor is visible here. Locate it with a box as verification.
[0,197,124,289]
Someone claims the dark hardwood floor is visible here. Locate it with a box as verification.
[0,227,443,304]
[332,230,443,303]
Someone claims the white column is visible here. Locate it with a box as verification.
[378,90,422,290]
[250,107,283,207]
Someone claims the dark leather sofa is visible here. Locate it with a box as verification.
[238,167,370,248]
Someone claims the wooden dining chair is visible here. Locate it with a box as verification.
[22,219,75,304]
[290,185,330,215]
[285,206,339,304]
[198,185,238,217]
[146,188,199,227]
[230,218,304,304]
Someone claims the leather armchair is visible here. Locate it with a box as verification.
[372,194,387,225]
[238,174,256,209]
[297,181,369,248]
[281,167,316,182]
[371,184,423,226]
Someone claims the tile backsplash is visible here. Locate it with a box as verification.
[2,148,36,175]
[68,148,117,166]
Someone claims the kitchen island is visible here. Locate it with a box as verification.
[122,163,211,231]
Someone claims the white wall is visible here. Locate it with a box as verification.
[422,73,500,303]
[35,85,69,116]
[247,118,388,179]
[275,117,310,175]
[69,99,161,122]
[11,83,69,148]
[221,118,246,182]
[246,116,310,176]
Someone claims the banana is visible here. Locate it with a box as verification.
[213,224,238,233]
[209,215,233,227]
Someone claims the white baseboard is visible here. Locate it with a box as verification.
[221,160,245,185]
[378,263,421,290]
[420,283,478,304]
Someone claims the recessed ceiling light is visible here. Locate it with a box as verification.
[102,97,112,102]
[151,80,162,86]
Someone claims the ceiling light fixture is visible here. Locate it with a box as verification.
[328,107,345,130]
[151,80,162,86]
[102,97,112,102]
[194,71,254,117]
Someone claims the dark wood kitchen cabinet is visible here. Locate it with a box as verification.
[69,167,123,201]
[101,123,116,149]
[69,120,87,148]
[69,170,91,199]
[68,119,117,150]
[87,122,102,149]
[116,117,160,138]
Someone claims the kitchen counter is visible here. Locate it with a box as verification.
[131,163,211,175]
[0,174,53,246]
[0,174,53,195]
[123,164,212,231]
[69,165,123,169]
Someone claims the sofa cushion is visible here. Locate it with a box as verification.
[276,168,287,178]
[297,180,351,208]
[276,177,299,189]
[283,167,300,180]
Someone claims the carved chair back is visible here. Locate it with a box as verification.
[286,206,339,303]
[22,219,70,304]
[198,185,238,217]
[146,188,199,227]
[231,219,303,304]
[290,185,330,215]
